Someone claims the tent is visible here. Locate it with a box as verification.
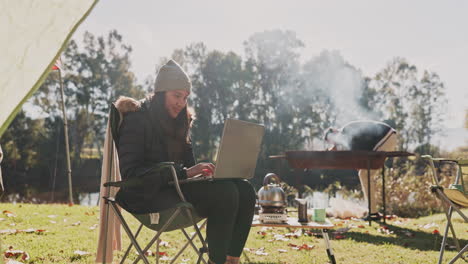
[0,0,98,137]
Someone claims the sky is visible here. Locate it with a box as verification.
[75,0,467,148]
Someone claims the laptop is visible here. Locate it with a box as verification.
[176,118,265,184]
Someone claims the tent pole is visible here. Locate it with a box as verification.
[58,70,74,205]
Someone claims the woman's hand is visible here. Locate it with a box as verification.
[186,162,215,178]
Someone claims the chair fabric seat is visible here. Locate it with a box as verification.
[443,189,468,207]
[132,202,204,232]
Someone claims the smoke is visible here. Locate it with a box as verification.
[302,50,378,127]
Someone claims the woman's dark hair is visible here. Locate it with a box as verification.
[151,91,191,143]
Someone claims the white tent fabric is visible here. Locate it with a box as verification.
[0,0,98,137]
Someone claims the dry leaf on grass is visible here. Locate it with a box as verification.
[0,229,17,234]
[160,255,172,261]
[159,240,170,247]
[3,210,16,218]
[273,234,290,241]
[4,247,30,261]
[255,247,268,256]
[74,250,90,256]
[287,243,314,250]
[420,223,438,229]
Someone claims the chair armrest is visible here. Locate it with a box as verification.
[102,161,187,202]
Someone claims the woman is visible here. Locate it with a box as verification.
[114,60,256,264]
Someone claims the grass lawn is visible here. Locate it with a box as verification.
[0,203,467,263]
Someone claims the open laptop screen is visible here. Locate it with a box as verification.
[213,119,265,179]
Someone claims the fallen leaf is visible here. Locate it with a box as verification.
[89,224,98,230]
[273,234,289,241]
[255,249,268,256]
[159,240,170,247]
[72,221,81,226]
[49,221,56,224]
[421,223,438,229]
[278,249,288,253]
[299,244,314,250]
[160,256,171,261]
[74,250,90,256]
[335,235,346,240]
[47,215,58,218]
[432,229,440,235]
[0,229,17,234]
[3,210,16,218]
[4,248,30,261]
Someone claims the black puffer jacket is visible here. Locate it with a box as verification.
[114,96,195,214]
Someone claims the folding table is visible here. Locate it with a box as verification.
[252,216,336,263]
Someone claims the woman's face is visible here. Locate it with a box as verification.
[164,90,190,118]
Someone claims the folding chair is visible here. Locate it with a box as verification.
[423,155,468,264]
[100,103,208,264]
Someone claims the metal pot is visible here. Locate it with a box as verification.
[257,173,286,207]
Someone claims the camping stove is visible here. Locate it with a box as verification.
[258,205,288,224]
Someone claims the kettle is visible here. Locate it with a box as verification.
[257,173,286,207]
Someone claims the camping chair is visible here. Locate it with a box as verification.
[99,103,208,264]
[423,155,468,264]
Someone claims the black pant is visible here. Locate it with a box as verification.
[181,179,256,264]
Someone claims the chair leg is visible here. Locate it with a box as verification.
[109,202,150,264]
[156,238,160,264]
[170,228,193,264]
[184,208,209,264]
[132,208,183,264]
[439,207,452,264]
[120,224,144,264]
[449,244,468,264]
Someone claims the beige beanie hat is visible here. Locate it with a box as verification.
[154,59,192,93]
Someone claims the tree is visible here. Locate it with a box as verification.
[34,30,144,165]
[409,70,446,146]
[368,58,447,150]
[243,30,305,155]
[368,58,419,150]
